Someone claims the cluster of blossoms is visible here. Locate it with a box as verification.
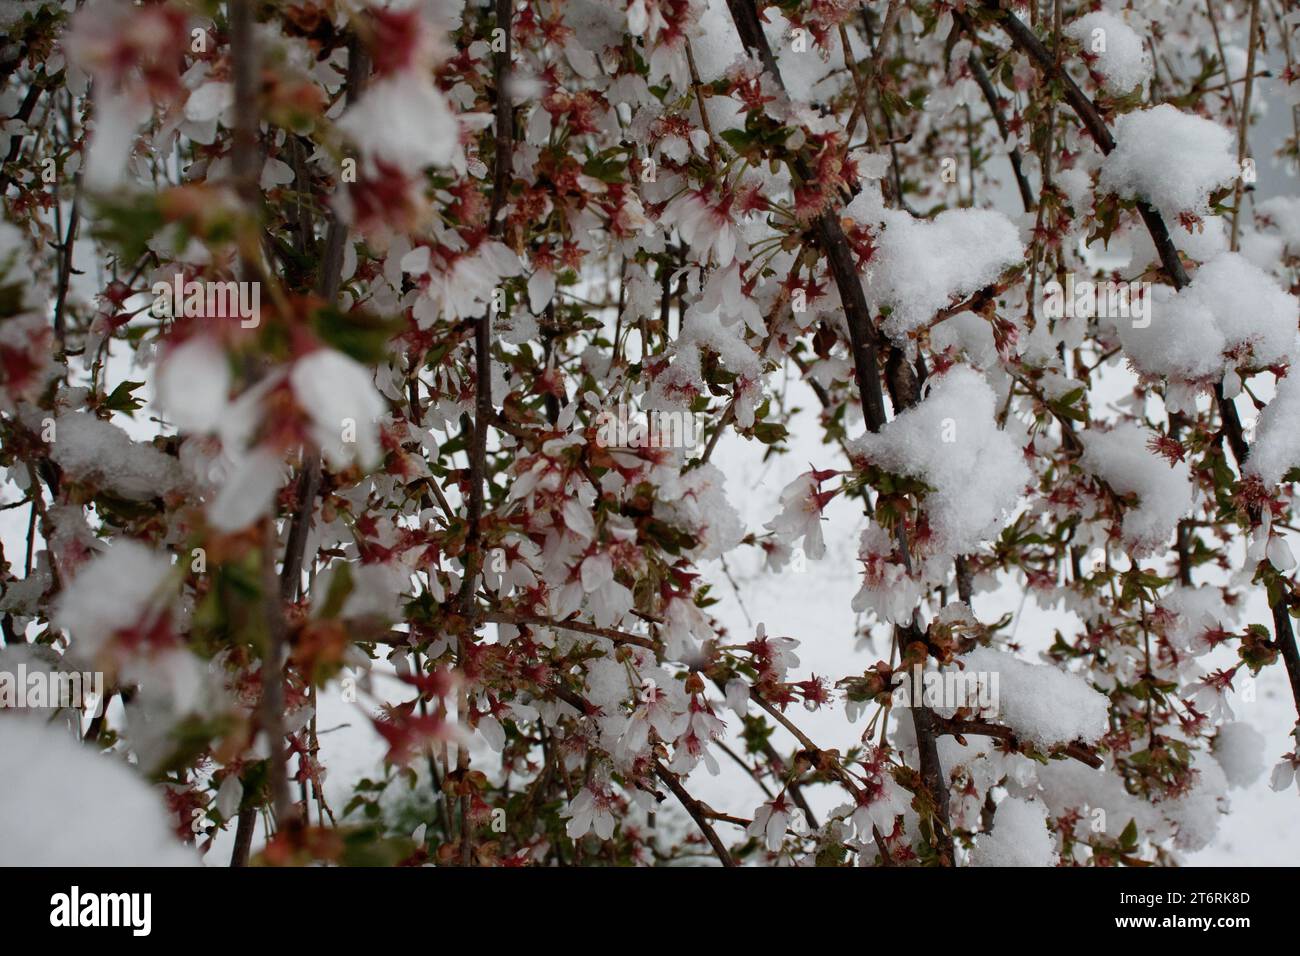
[0,0,1298,869]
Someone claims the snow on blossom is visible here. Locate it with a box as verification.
[1245,371,1300,487]
[660,594,715,662]
[846,748,909,838]
[582,655,633,715]
[616,676,688,761]
[0,219,35,292]
[667,695,726,774]
[959,645,1109,749]
[340,561,414,622]
[699,263,764,335]
[63,0,186,190]
[1266,533,1296,571]
[1254,195,1300,258]
[746,622,801,684]
[3,0,1296,874]
[1116,252,1297,385]
[1079,421,1193,554]
[54,539,175,663]
[49,411,184,501]
[82,91,154,191]
[844,190,1024,344]
[929,309,999,369]
[655,462,744,561]
[0,717,197,865]
[574,546,637,628]
[1156,585,1238,657]
[1065,10,1153,95]
[968,796,1058,867]
[685,0,746,84]
[1039,759,1167,841]
[1190,668,1241,722]
[0,313,58,413]
[183,79,233,128]
[1165,751,1231,851]
[1212,721,1266,788]
[1098,105,1238,219]
[645,300,763,422]
[724,678,749,714]
[289,348,387,469]
[121,647,226,773]
[0,2,56,32]
[847,366,1030,558]
[1125,212,1231,268]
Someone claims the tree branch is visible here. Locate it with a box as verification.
[653,761,737,866]
[483,609,660,650]
[932,714,1104,769]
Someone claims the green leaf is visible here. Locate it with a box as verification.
[90,193,166,264]
[101,380,146,415]
[1120,818,1139,849]
[316,561,355,620]
[314,304,403,364]
[753,420,788,445]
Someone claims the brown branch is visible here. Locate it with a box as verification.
[230,806,257,867]
[1229,0,1261,251]
[751,691,864,799]
[698,399,735,465]
[844,1,901,148]
[453,0,516,867]
[1273,596,1300,718]
[547,681,735,865]
[932,714,1104,769]
[653,761,737,866]
[684,38,720,175]
[258,525,293,827]
[482,609,660,650]
[51,146,81,348]
[232,23,371,867]
[894,621,954,863]
[1204,0,1242,129]
[281,37,372,603]
[964,48,1035,213]
[229,0,262,207]
[0,79,46,193]
[457,0,514,624]
[228,0,294,853]
[708,676,819,828]
[729,1,892,432]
